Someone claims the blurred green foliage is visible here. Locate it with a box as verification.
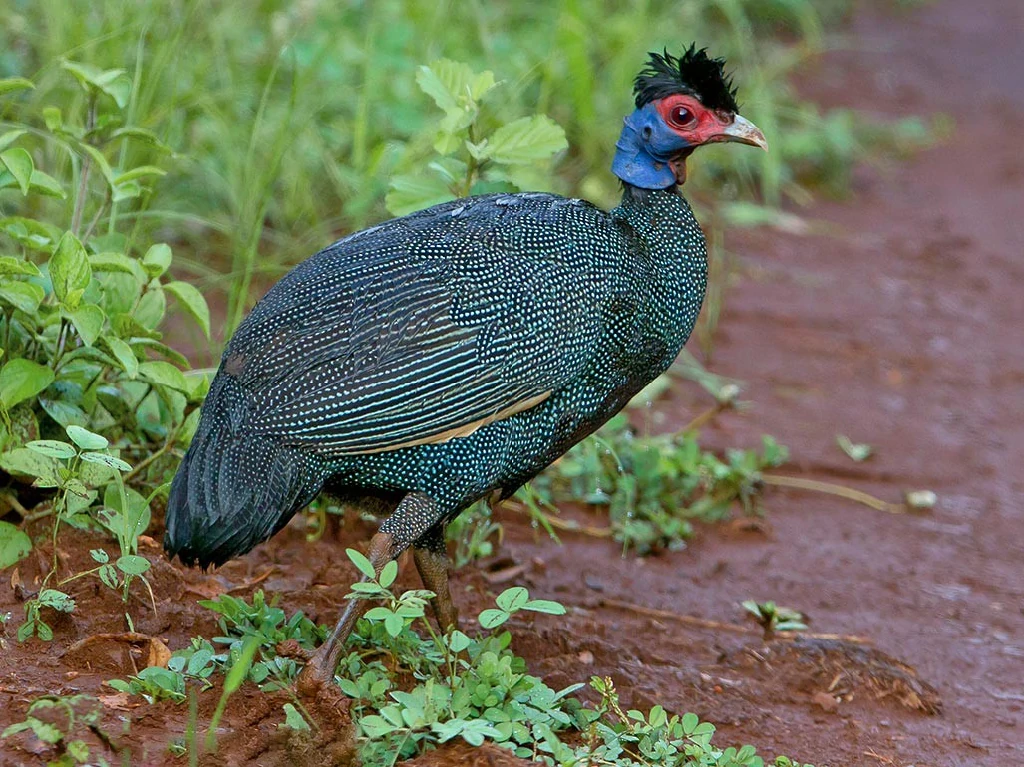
[1,0,932,350]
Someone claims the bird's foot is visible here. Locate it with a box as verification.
[276,638,312,663]
[295,642,342,701]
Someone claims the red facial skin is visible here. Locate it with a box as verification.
[655,94,735,184]
[654,93,735,146]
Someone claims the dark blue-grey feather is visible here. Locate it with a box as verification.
[165,187,707,566]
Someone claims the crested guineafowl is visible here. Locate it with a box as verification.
[164,45,767,690]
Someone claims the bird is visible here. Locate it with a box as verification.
[164,44,767,691]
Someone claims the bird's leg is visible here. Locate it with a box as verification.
[297,530,401,696]
[413,524,459,632]
[297,492,441,697]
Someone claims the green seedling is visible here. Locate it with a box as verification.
[742,600,809,640]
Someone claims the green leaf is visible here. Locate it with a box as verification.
[478,608,509,629]
[386,173,454,217]
[0,78,34,96]
[134,286,166,329]
[141,243,172,279]
[90,548,109,563]
[0,148,34,195]
[378,560,398,589]
[110,313,160,340]
[0,281,45,313]
[485,115,567,165]
[0,520,32,569]
[39,588,75,612]
[116,554,151,576]
[346,548,376,579]
[50,232,91,308]
[104,336,138,378]
[0,358,54,411]
[137,360,188,392]
[60,60,131,108]
[495,586,530,612]
[80,451,132,472]
[384,612,404,637]
[447,630,472,652]
[0,256,41,278]
[164,281,210,338]
[28,169,66,198]
[66,424,108,450]
[359,714,398,739]
[38,398,88,429]
[89,251,147,282]
[114,165,167,185]
[109,127,170,151]
[67,302,105,346]
[523,599,566,615]
[417,60,471,115]
[0,130,26,153]
[0,448,57,483]
[79,143,115,188]
[42,107,62,132]
[281,703,310,731]
[25,440,77,460]
[112,179,141,202]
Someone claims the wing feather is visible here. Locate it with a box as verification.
[221,194,628,456]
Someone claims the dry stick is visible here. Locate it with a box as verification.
[677,397,734,435]
[123,421,184,485]
[761,473,905,514]
[503,501,613,538]
[1,491,29,517]
[599,597,871,645]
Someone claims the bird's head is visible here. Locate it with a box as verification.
[612,46,768,190]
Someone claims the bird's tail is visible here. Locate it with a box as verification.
[164,377,326,568]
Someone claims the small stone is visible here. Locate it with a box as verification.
[811,691,839,712]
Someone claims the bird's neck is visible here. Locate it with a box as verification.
[615,185,703,255]
[613,184,708,346]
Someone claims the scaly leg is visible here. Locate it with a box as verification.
[297,491,442,697]
[413,524,459,632]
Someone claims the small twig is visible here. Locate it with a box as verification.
[504,501,613,538]
[762,473,905,514]
[1,491,29,517]
[81,190,111,243]
[677,397,734,435]
[599,597,871,644]
[226,568,275,594]
[123,422,184,485]
[66,631,155,653]
[20,503,56,524]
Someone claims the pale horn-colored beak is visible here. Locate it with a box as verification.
[718,114,769,151]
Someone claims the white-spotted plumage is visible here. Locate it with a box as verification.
[165,187,707,566]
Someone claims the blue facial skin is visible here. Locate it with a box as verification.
[611,103,693,190]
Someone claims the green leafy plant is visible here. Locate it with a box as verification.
[525,415,789,554]
[0,64,207,577]
[385,58,568,216]
[1,694,109,766]
[741,600,809,640]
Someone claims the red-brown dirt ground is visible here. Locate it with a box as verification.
[2,0,1022,765]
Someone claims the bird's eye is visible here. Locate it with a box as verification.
[669,105,696,128]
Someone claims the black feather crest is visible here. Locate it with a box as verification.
[634,45,739,113]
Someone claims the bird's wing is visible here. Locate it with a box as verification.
[222,194,628,457]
